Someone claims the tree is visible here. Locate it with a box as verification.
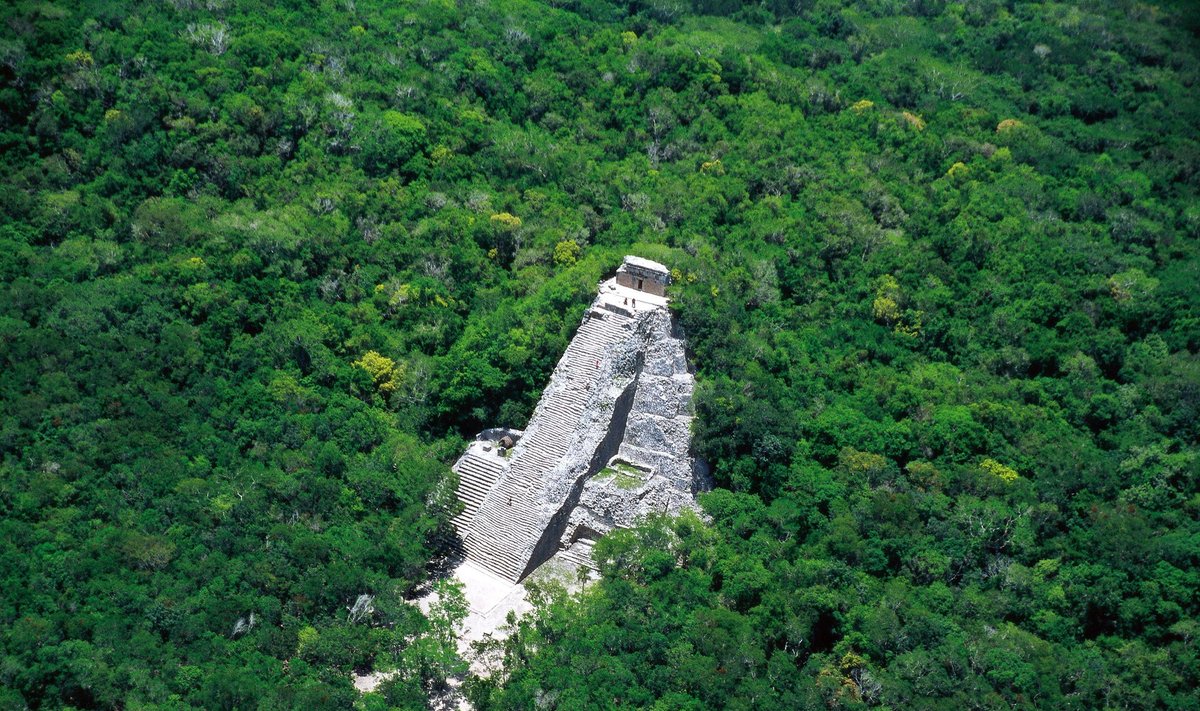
[358,110,426,176]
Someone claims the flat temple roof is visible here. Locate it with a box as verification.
[620,255,669,275]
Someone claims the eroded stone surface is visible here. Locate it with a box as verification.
[451,259,706,582]
[566,306,707,549]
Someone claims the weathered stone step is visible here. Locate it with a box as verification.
[456,465,499,482]
[557,540,597,570]
[457,468,498,487]
[451,451,509,532]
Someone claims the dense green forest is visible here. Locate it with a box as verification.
[1,0,1197,708]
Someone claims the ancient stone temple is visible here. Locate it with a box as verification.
[450,256,704,582]
[615,255,671,296]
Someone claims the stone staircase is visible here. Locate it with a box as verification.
[450,452,507,531]
[557,538,598,571]
[461,309,633,580]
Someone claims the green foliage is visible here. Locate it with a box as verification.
[359,110,427,177]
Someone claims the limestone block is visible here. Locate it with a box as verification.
[630,376,685,418]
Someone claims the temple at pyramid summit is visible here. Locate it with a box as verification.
[449,256,707,582]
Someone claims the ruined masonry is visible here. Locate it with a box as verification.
[451,256,706,582]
